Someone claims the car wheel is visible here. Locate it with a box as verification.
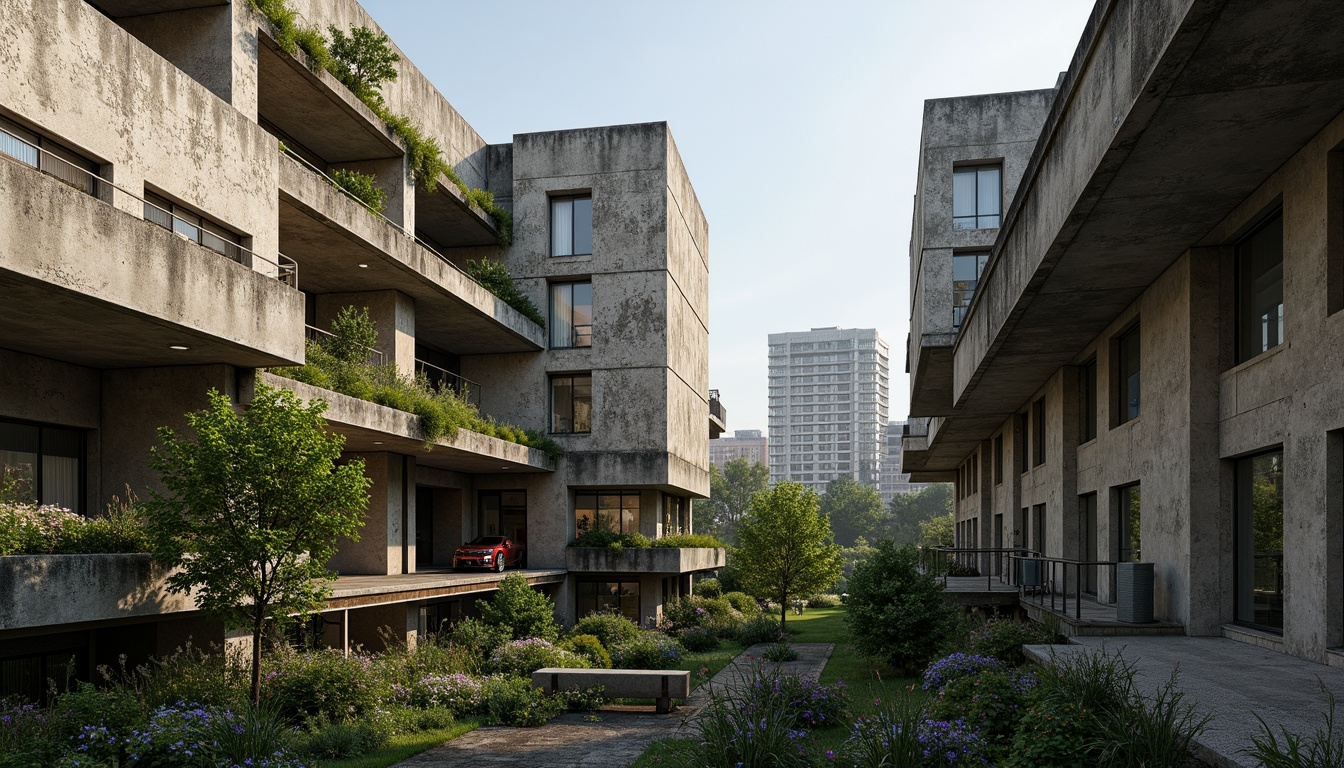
[494,556,506,573]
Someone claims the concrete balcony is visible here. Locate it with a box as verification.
[565,546,725,575]
[709,389,727,439]
[255,372,554,474]
[0,157,304,368]
[415,172,502,249]
[278,156,543,355]
[0,554,196,632]
[85,0,220,17]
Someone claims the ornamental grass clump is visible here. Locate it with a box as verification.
[842,697,929,768]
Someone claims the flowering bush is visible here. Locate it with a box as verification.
[127,702,306,768]
[736,615,785,646]
[0,498,149,555]
[741,669,849,730]
[930,668,1038,757]
[261,648,384,724]
[0,699,65,765]
[406,674,483,716]
[916,717,991,766]
[921,653,1003,692]
[723,591,763,617]
[488,638,590,677]
[689,669,814,768]
[609,633,683,669]
[842,699,928,768]
[677,626,721,653]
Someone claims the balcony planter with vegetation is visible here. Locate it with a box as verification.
[270,307,561,460]
[565,528,726,573]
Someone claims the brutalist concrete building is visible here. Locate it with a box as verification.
[903,0,1344,664]
[0,0,720,696]
[767,327,889,495]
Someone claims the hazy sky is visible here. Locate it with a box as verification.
[360,1,1095,432]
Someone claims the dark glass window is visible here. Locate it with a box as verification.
[1237,212,1284,363]
[0,419,83,514]
[576,580,641,624]
[1235,451,1283,630]
[1032,399,1046,467]
[1081,358,1098,442]
[952,165,1002,230]
[1017,413,1028,474]
[1118,484,1141,562]
[143,191,244,264]
[1115,324,1141,425]
[550,195,593,257]
[1032,503,1047,555]
[549,282,593,348]
[993,434,1004,485]
[575,491,641,536]
[952,252,988,328]
[1079,493,1098,594]
[550,374,592,434]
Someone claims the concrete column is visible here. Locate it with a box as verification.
[329,452,411,576]
[315,290,416,377]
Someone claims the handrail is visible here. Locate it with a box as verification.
[1,126,298,288]
[305,324,384,365]
[414,358,481,408]
[1006,551,1122,621]
[925,546,1039,592]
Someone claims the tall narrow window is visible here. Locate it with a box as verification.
[1235,451,1283,630]
[952,252,989,328]
[1079,494,1098,594]
[1115,324,1141,425]
[549,282,593,348]
[993,434,1004,486]
[1237,212,1284,363]
[550,195,593,257]
[550,374,592,433]
[1032,399,1046,466]
[1017,413,1029,474]
[1081,358,1098,442]
[1032,503,1046,555]
[1118,484,1141,562]
[952,165,1002,229]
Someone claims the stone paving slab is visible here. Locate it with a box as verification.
[392,642,834,768]
[1026,636,1344,768]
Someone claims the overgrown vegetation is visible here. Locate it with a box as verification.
[248,0,513,245]
[0,473,148,555]
[844,541,959,675]
[329,167,387,213]
[464,258,545,326]
[270,307,561,461]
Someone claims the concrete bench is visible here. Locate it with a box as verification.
[532,668,691,713]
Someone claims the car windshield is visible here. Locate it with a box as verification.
[467,536,506,546]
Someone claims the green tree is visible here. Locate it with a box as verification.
[327,25,399,104]
[919,512,954,549]
[820,475,885,547]
[478,572,559,642]
[735,481,842,629]
[145,384,371,705]
[844,540,959,674]
[884,483,953,545]
[702,458,769,543]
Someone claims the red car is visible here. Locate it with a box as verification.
[453,536,525,572]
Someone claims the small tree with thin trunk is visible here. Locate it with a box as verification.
[145,384,371,704]
[735,481,842,630]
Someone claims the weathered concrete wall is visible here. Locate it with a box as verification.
[564,547,725,574]
[0,555,196,631]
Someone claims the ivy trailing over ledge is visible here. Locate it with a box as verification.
[465,259,545,327]
[249,0,513,245]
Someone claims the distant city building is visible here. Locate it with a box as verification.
[879,420,928,504]
[767,328,890,494]
[709,429,768,469]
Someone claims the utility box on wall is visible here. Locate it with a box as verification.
[1117,562,1154,623]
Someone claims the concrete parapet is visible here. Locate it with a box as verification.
[0,554,196,632]
[564,547,724,574]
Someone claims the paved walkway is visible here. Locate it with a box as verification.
[1026,636,1344,768]
[393,642,834,768]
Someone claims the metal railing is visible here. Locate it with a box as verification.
[305,324,384,365]
[414,358,481,408]
[1,125,298,289]
[1007,552,1120,621]
[709,389,726,422]
[924,546,1039,591]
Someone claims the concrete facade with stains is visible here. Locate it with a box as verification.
[0,0,716,691]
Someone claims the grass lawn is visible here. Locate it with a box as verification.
[318,720,479,768]
[631,606,926,766]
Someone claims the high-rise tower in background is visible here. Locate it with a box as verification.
[767,328,889,494]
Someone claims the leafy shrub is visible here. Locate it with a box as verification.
[736,615,784,646]
[478,573,559,643]
[921,653,1003,693]
[569,526,651,551]
[572,611,639,650]
[405,673,483,716]
[650,534,725,548]
[0,493,149,555]
[846,541,960,675]
[966,618,1056,666]
[807,593,842,608]
[762,640,799,663]
[128,701,306,768]
[300,717,386,760]
[489,639,589,677]
[1249,682,1344,768]
[329,167,387,213]
[479,675,565,727]
[609,633,683,670]
[678,626,721,653]
[1005,700,1092,768]
[262,647,384,724]
[663,595,743,637]
[559,634,612,669]
[842,698,929,768]
[695,578,722,598]
[134,643,248,711]
[915,717,990,766]
[465,259,544,327]
[723,591,762,616]
[558,686,606,712]
[388,706,455,733]
[327,26,398,105]
[930,667,1038,759]
[443,617,511,672]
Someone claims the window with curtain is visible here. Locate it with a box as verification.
[0,419,83,514]
[143,191,244,264]
[952,165,1002,229]
[549,282,593,348]
[550,374,592,433]
[550,195,593,257]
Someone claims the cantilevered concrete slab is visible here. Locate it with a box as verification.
[914,0,1344,470]
[278,157,544,355]
[0,160,304,369]
[415,173,502,249]
[84,0,223,17]
[327,568,566,610]
[256,373,554,474]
